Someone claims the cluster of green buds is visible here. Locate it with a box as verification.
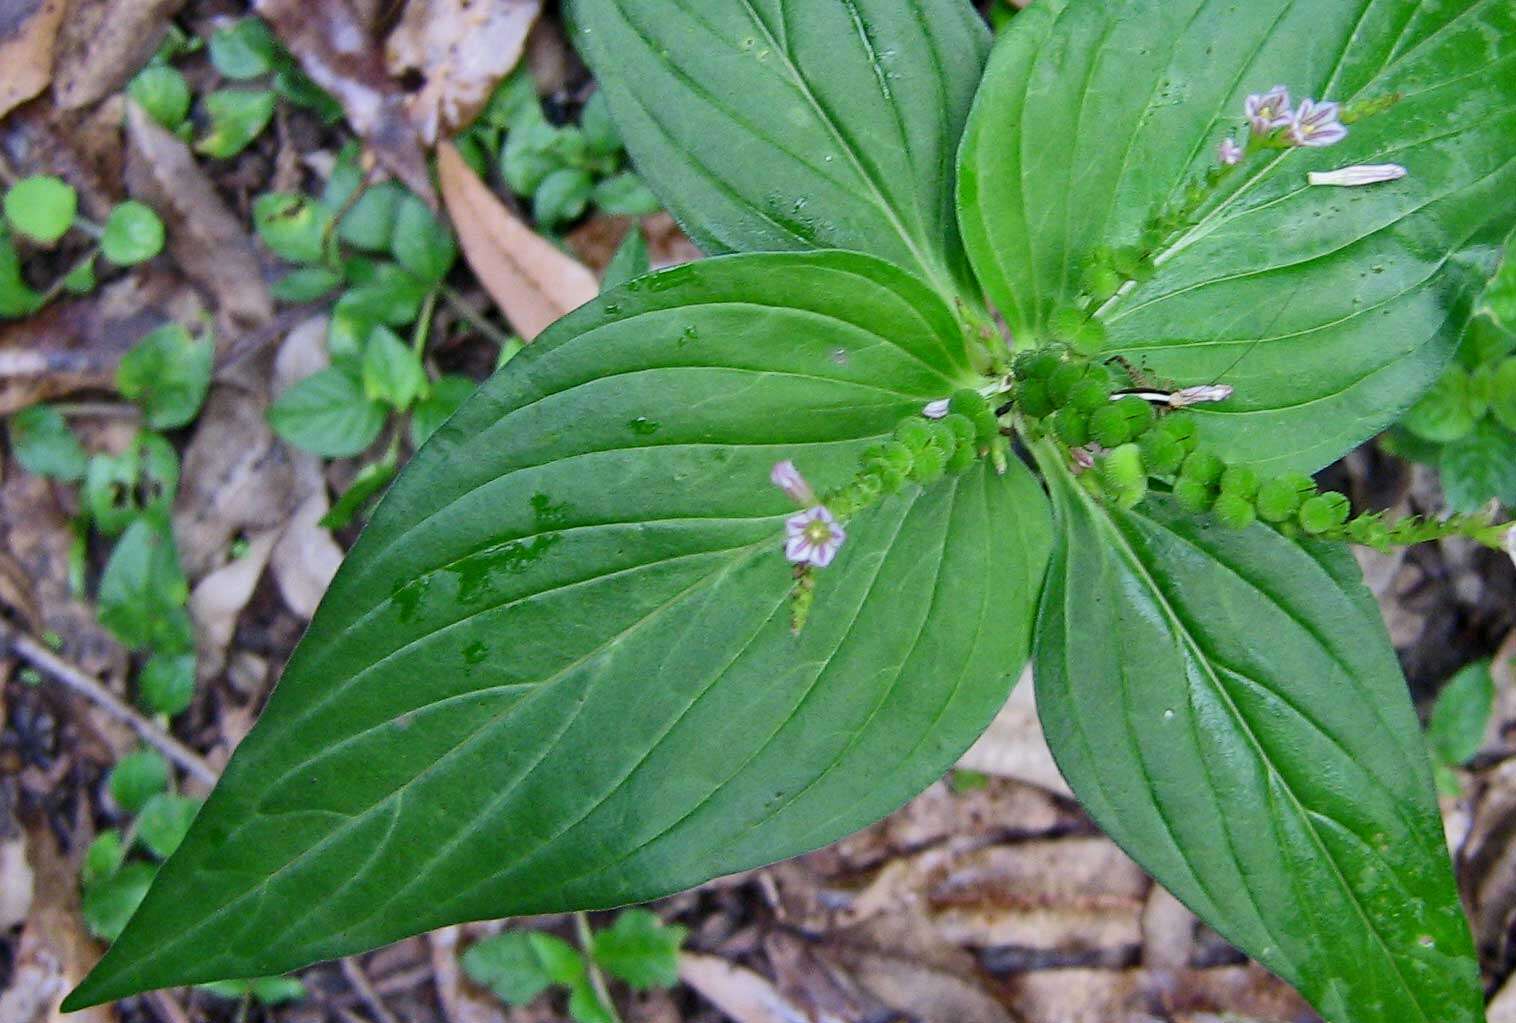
[1009,345,1514,556]
[826,391,1009,519]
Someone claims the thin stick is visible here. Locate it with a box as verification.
[441,287,517,350]
[574,912,623,1023]
[340,957,401,1023]
[0,619,216,785]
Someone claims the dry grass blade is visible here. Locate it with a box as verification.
[437,141,598,342]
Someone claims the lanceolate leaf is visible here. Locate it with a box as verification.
[1032,453,1480,1023]
[961,0,1516,472]
[571,0,990,297]
[67,252,1052,1006]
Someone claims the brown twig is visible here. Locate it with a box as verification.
[0,618,216,786]
[340,957,401,1023]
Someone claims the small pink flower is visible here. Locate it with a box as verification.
[1307,163,1407,187]
[786,507,846,568]
[1218,137,1243,166]
[1245,86,1292,135]
[1289,98,1347,147]
[771,460,817,507]
[923,399,950,420]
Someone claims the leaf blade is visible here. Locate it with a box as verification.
[1032,456,1481,1023]
[572,0,990,295]
[962,0,1516,471]
[67,251,1050,1006]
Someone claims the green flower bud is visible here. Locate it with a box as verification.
[1173,477,1215,513]
[923,420,958,457]
[948,389,997,444]
[942,413,977,451]
[1100,444,1148,509]
[1053,407,1090,446]
[909,442,948,485]
[864,441,913,491]
[1083,264,1123,301]
[1069,377,1112,413]
[1070,317,1108,357]
[946,442,977,475]
[1213,492,1257,530]
[1345,513,1391,550]
[1219,465,1260,500]
[1255,473,1316,523]
[894,417,934,450]
[1112,395,1156,437]
[1180,449,1225,485]
[1089,404,1132,447]
[1299,492,1351,535]
[1048,362,1088,407]
[1013,350,1060,381]
[1014,379,1055,418]
[1138,429,1185,475]
[1156,413,1199,452]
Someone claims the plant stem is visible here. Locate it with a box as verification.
[412,288,439,357]
[0,617,217,786]
[37,244,101,306]
[574,911,623,1023]
[441,287,516,350]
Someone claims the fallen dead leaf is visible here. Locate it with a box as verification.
[0,0,67,120]
[386,0,541,144]
[125,102,274,334]
[188,530,279,680]
[0,271,202,415]
[677,953,809,1023]
[958,670,1072,797]
[51,0,185,110]
[173,381,322,580]
[256,0,436,207]
[271,491,344,619]
[429,927,509,1023]
[0,821,112,1023]
[830,912,1013,1023]
[437,141,599,341]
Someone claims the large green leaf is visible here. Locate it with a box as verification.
[962,0,1516,472]
[1032,452,1480,1023]
[571,0,989,297]
[66,251,1051,1006]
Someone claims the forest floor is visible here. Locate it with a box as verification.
[1,2,1514,1022]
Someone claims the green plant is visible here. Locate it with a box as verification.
[1386,239,1516,513]
[456,70,661,231]
[0,175,166,319]
[254,143,479,528]
[462,910,684,1023]
[66,3,1516,1021]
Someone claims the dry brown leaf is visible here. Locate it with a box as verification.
[51,0,184,110]
[386,0,541,144]
[429,927,510,1023]
[675,952,817,1023]
[125,102,274,333]
[271,491,344,619]
[437,141,599,341]
[256,0,436,207]
[0,822,112,1023]
[957,670,1072,797]
[173,383,322,580]
[188,530,279,679]
[829,912,1014,1023]
[0,0,67,120]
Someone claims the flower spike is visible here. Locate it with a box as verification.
[785,507,846,568]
